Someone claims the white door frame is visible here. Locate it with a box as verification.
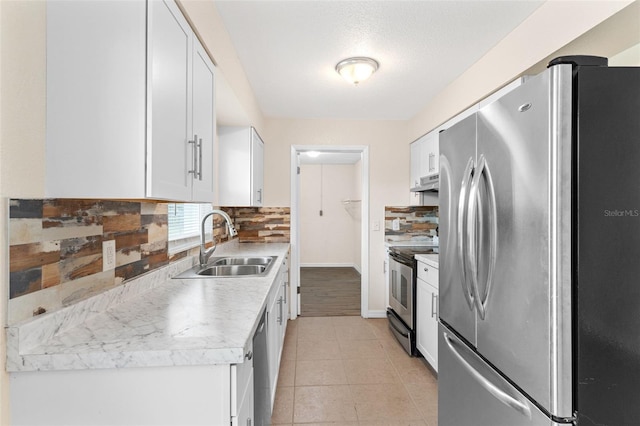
[289,145,370,319]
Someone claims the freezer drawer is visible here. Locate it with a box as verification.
[438,325,563,426]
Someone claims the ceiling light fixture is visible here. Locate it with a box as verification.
[335,57,379,85]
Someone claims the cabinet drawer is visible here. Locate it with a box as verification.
[417,262,439,288]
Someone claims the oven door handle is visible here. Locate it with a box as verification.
[388,252,412,268]
[391,270,397,300]
[389,319,410,338]
[387,312,410,338]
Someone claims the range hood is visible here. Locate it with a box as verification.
[411,173,439,192]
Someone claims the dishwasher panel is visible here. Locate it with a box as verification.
[253,309,271,425]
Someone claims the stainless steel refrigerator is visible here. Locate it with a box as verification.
[438,56,640,426]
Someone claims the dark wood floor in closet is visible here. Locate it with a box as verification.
[299,267,361,317]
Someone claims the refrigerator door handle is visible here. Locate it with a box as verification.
[443,331,532,419]
[458,157,476,310]
[467,154,497,320]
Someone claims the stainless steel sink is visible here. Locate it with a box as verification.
[211,256,274,266]
[198,264,266,276]
[174,256,277,279]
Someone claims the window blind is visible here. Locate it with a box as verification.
[168,203,213,244]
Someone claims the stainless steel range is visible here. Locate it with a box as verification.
[387,245,438,356]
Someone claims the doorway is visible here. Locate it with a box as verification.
[289,146,369,319]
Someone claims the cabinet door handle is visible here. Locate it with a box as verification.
[257,188,262,203]
[431,293,436,318]
[188,136,197,177]
[424,267,429,272]
[278,296,284,325]
[245,351,253,361]
[431,293,438,318]
[247,418,252,426]
[197,137,203,181]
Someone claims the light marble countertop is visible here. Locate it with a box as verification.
[415,253,439,269]
[7,241,290,372]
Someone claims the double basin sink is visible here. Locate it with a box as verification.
[174,256,277,279]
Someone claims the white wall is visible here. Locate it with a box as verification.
[610,42,640,66]
[0,1,47,423]
[408,0,637,140]
[352,159,362,272]
[299,163,360,269]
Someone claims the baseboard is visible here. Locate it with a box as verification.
[300,263,359,269]
[367,310,387,319]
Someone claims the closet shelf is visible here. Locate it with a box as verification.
[342,199,361,220]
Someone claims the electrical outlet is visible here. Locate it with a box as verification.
[392,218,400,231]
[372,220,380,231]
[103,240,116,271]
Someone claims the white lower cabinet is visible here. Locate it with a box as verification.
[11,363,246,425]
[416,260,439,372]
[266,281,281,406]
[266,259,289,409]
[233,347,254,426]
[279,255,290,345]
[235,378,254,426]
[9,254,293,426]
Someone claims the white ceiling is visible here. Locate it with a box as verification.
[214,0,544,121]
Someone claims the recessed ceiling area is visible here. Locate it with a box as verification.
[214,0,544,121]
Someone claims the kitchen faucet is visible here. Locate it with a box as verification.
[200,210,238,267]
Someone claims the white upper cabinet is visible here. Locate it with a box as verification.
[410,130,438,190]
[410,140,422,189]
[190,36,217,201]
[45,0,147,198]
[45,0,215,202]
[251,133,265,206]
[425,132,439,176]
[408,77,526,194]
[147,0,192,200]
[218,127,265,207]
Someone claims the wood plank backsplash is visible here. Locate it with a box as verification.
[222,207,291,243]
[384,205,439,243]
[8,200,290,324]
[8,199,173,324]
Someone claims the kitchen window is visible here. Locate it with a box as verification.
[168,203,213,254]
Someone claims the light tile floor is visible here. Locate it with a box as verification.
[270,316,438,426]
